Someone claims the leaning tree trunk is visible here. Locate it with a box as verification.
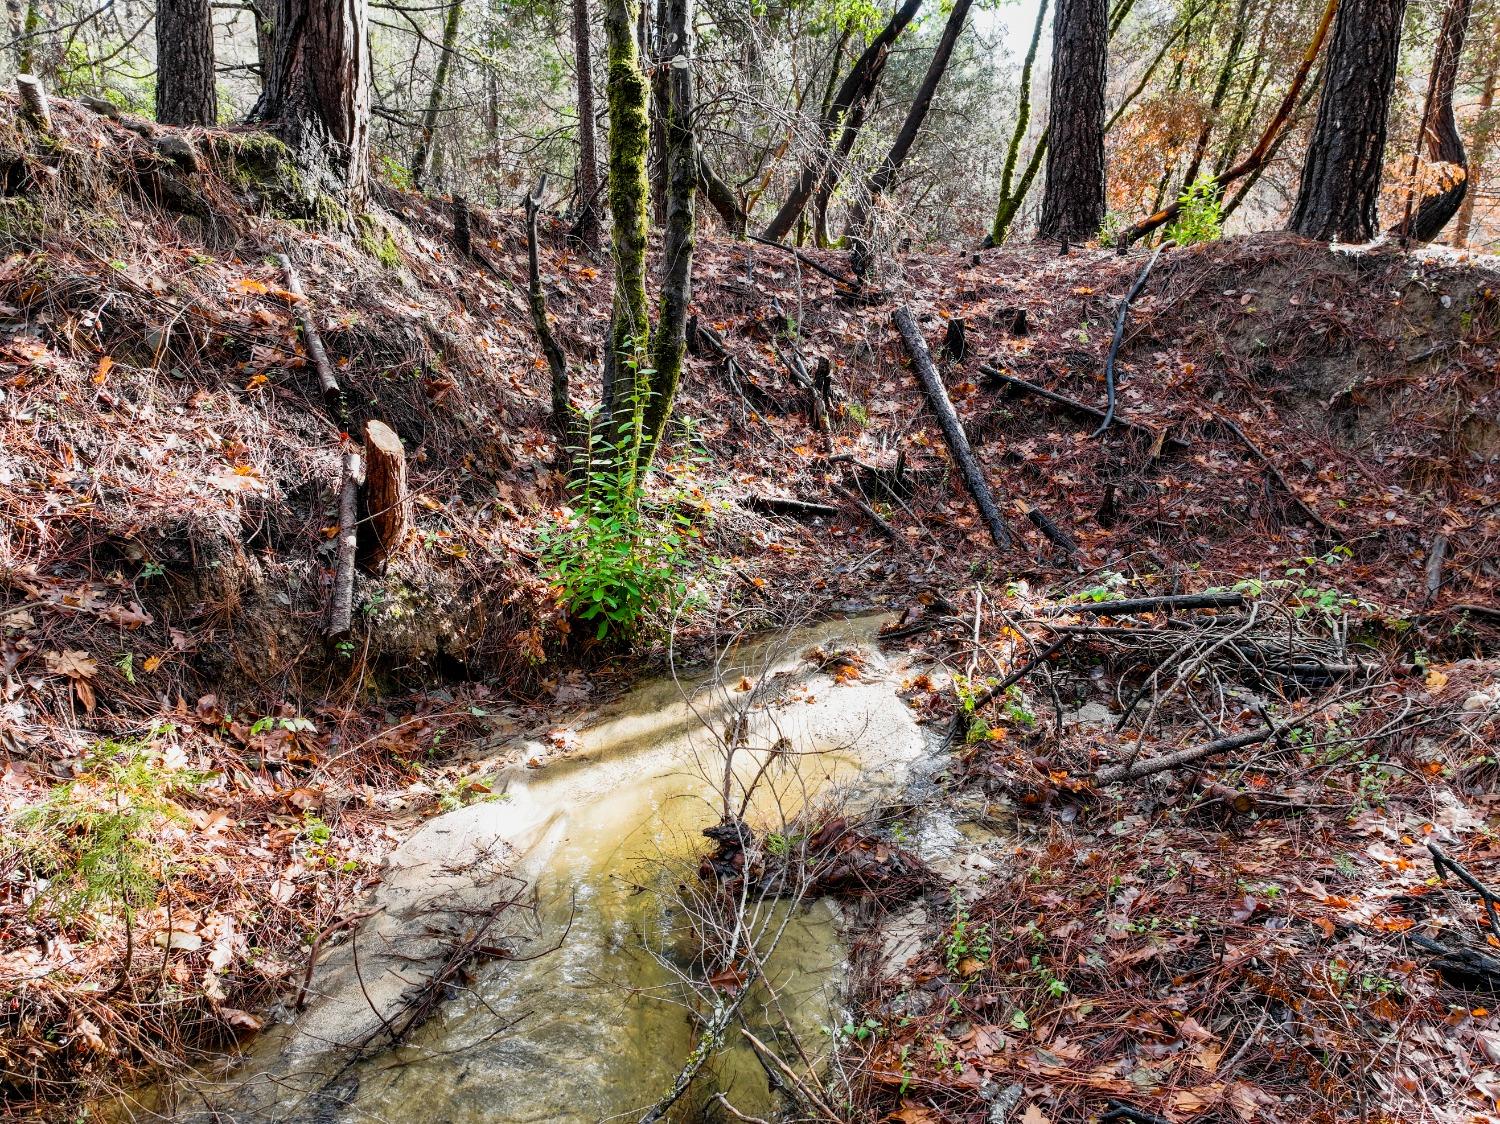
[848,0,974,273]
[990,0,1049,245]
[1289,0,1407,242]
[413,0,464,191]
[760,0,922,243]
[1038,0,1108,241]
[255,0,372,209]
[640,0,696,468]
[601,0,651,447]
[570,0,603,249]
[1398,0,1474,242]
[157,0,218,125]
[1453,57,1497,246]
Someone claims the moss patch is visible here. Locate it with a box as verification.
[356,213,402,268]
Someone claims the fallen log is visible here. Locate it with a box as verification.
[1095,726,1273,785]
[277,253,344,420]
[894,307,1014,551]
[745,494,839,520]
[327,449,364,640]
[1056,591,1244,617]
[981,366,1189,451]
[1021,500,1079,555]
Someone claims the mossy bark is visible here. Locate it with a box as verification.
[602,0,651,462]
[641,0,696,467]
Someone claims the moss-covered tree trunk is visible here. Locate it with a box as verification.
[641,0,696,466]
[601,0,651,459]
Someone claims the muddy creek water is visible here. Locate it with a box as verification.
[165,617,932,1123]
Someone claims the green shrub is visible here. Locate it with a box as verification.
[539,418,706,642]
[1164,175,1224,246]
[15,731,206,931]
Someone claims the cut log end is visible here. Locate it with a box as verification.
[359,419,410,573]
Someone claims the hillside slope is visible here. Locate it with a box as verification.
[0,96,1498,1116]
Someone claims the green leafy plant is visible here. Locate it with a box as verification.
[1164,175,1224,246]
[540,409,707,642]
[944,888,991,973]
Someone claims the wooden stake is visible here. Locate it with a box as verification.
[359,420,410,572]
[894,306,1014,551]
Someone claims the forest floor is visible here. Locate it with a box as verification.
[0,99,1499,1121]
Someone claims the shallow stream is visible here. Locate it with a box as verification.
[165,616,932,1123]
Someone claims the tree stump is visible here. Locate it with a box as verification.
[16,75,52,131]
[359,420,410,572]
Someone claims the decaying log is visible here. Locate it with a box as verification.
[1021,500,1079,555]
[745,494,840,520]
[1095,726,1273,784]
[1426,534,1448,601]
[1059,591,1245,617]
[276,253,344,420]
[359,420,410,573]
[981,366,1190,452]
[1213,412,1335,534]
[327,450,364,640]
[16,75,52,131]
[894,306,1014,551]
[942,316,968,362]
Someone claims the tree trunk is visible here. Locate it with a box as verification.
[760,0,923,242]
[648,0,669,225]
[1038,0,1108,241]
[641,0,696,467]
[156,0,218,125]
[698,150,745,236]
[1453,56,1496,246]
[1177,0,1250,193]
[248,0,275,92]
[990,0,1049,245]
[848,0,974,272]
[601,0,651,443]
[570,0,602,250]
[1398,0,1475,242]
[1289,0,1407,242]
[413,0,463,192]
[255,0,372,210]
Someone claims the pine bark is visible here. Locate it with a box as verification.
[156,0,218,125]
[1038,0,1108,241]
[1289,0,1407,242]
[255,0,372,208]
[570,0,602,250]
